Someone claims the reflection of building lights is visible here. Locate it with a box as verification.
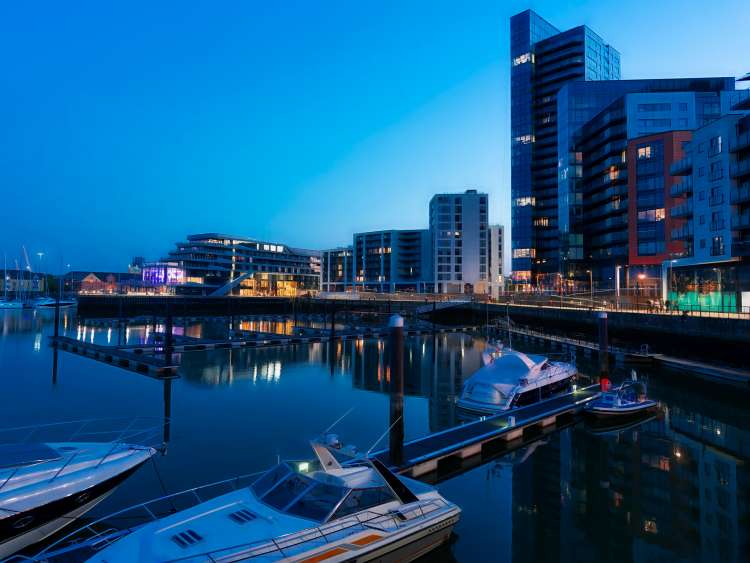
[33,333,42,352]
[715,428,721,436]
[674,449,682,458]
[107,327,112,344]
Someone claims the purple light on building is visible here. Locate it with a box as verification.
[142,263,185,286]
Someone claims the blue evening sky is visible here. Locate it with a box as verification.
[1,0,748,272]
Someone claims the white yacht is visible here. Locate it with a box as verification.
[32,442,460,562]
[456,349,577,415]
[0,441,156,559]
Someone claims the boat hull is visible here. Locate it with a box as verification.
[0,460,147,559]
[314,508,460,563]
[585,400,658,419]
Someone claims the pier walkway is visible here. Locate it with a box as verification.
[373,385,600,478]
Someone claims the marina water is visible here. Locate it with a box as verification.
[0,309,747,562]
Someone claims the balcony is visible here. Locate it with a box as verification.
[709,193,725,206]
[730,183,750,204]
[670,177,693,197]
[710,219,726,231]
[670,202,693,218]
[731,213,750,230]
[671,225,693,240]
[729,131,750,153]
[670,157,692,176]
[732,238,750,256]
[730,159,750,179]
[730,89,750,111]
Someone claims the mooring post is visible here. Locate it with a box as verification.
[163,378,172,446]
[165,302,174,369]
[388,314,405,467]
[598,311,609,376]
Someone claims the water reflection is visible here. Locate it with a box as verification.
[0,310,748,562]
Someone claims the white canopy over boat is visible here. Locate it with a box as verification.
[457,350,576,413]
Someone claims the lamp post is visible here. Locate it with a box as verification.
[586,270,593,305]
[669,259,677,310]
[637,273,646,311]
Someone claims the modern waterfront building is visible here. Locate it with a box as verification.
[488,225,505,298]
[510,9,620,285]
[320,247,353,293]
[665,108,750,311]
[429,190,489,294]
[625,130,692,294]
[571,82,735,289]
[140,261,186,294]
[164,233,321,296]
[352,229,432,293]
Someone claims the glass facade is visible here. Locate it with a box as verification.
[510,10,620,286]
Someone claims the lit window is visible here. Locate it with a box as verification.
[513,248,536,258]
[637,146,652,160]
[512,53,533,66]
[533,217,549,227]
[513,134,534,144]
[514,197,536,207]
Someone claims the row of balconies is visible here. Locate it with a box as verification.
[670,202,693,219]
[671,224,693,240]
[730,159,750,179]
[731,213,750,230]
[670,177,693,197]
[729,131,750,153]
[670,156,693,176]
[730,183,750,204]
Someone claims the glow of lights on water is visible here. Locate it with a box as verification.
[125,327,131,342]
[674,449,682,458]
[90,329,95,343]
[33,333,41,352]
[107,328,112,344]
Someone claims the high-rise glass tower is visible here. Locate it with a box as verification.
[510,10,620,285]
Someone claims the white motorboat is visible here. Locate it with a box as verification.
[30,442,460,563]
[585,379,658,422]
[0,418,162,559]
[456,349,577,415]
[0,442,156,559]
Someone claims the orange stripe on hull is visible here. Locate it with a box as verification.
[301,547,348,562]
[351,533,383,546]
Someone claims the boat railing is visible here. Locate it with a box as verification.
[27,471,267,561]
[166,497,451,562]
[0,417,166,493]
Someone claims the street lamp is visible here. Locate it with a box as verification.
[637,273,646,310]
[586,270,593,305]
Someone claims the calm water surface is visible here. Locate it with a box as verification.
[0,309,748,562]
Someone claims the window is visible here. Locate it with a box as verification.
[514,197,535,207]
[513,248,535,258]
[698,166,705,177]
[678,103,688,112]
[513,52,533,66]
[700,239,706,248]
[699,191,705,201]
[699,215,705,225]
[638,103,671,112]
[637,146,652,160]
[710,161,723,181]
[709,135,723,156]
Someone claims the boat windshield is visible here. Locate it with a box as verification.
[250,463,397,523]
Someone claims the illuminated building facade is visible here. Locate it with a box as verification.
[510,9,620,285]
[352,229,432,293]
[320,246,353,292]
[430,190,489,294]
[165,233,320,296]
